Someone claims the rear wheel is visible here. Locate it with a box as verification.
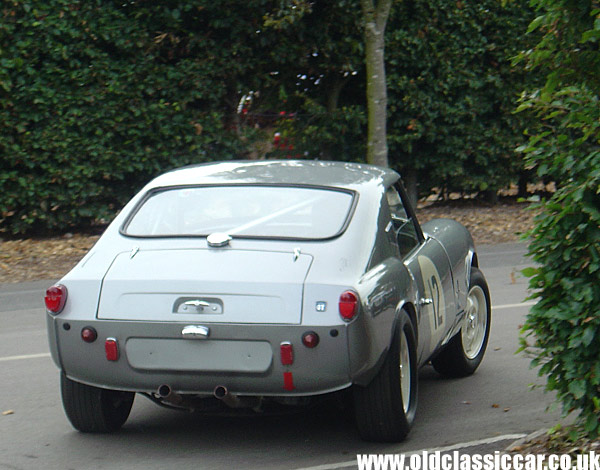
[432,267,491,377]
[60,373,134,432]
[353,314,418,442]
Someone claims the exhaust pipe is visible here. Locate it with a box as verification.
[157,384,182,405]
[213,385,242,408]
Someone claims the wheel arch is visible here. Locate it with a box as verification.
[351,303,417,388]
[353,304,419,442]
[396,301,418,344]
[463,249,479,307]
[381,303,418,372]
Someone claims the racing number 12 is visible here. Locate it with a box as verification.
[427,275,442,330]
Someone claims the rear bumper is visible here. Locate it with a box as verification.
[46,315,352,396]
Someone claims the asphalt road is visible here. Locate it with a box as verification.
[0,243,565,470]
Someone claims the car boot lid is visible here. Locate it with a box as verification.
[96,248,312,324]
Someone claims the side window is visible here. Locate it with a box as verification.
[368,193,400,269]
[386,187,420,257]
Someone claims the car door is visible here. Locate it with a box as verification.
[386,184,456,363]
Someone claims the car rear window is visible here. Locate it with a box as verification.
[123,185,355,240]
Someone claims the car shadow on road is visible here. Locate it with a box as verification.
[58,369,459,468]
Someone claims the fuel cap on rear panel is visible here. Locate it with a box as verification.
[207,233,232,248]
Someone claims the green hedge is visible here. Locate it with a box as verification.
[518,0,600,437]
[1,1,540,234]
[521,86,600,436]
[385,0,538,195]
[0,1,253,234]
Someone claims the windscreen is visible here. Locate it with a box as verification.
[123,185,355,239]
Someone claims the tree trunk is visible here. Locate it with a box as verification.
[361,0,392,167]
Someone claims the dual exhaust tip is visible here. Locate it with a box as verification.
[157,384,237,405]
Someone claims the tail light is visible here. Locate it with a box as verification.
[81,327,97,343]
[105,338,119,361]
[280,342,294,365]
[339,290,359,321]
[45,284,67,314]
[302,331,320,348]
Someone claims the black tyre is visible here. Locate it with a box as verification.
[432,267,491,378]
[353,313,418,442]
[60,373,135,433]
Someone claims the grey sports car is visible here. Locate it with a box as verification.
[45,160,491,442]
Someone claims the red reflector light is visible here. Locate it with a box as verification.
[105,338,119,361]
[280,342,294,365]
[81,327,97,343]
[339,290,359,321]
[283,372,295,391]
[302,331,320,348]
[45,284,67,314]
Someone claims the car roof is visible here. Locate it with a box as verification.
[148,160,400,192]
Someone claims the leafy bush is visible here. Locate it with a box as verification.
[520,86,600,436]
[266,106,367,163]
[0,0,545,234]
[0,1,261,234]
[385,0,539,197]
[518,0,600,437]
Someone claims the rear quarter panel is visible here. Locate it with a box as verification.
[349,257,417,386]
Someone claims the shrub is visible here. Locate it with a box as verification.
[518,0,600,436]
[0,1,257,235]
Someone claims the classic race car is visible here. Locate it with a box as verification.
[45,160,491,442]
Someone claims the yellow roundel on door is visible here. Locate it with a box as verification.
[418,255,446,349]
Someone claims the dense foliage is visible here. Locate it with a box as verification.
[518,0,600,437]
[263,0,539,198]
[0,1,276,234]
[386,0,538,197]
[1,0,536,234]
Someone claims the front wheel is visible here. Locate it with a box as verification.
[353,313,418,442]
[432,267,491,378]
[60,374,135,432]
